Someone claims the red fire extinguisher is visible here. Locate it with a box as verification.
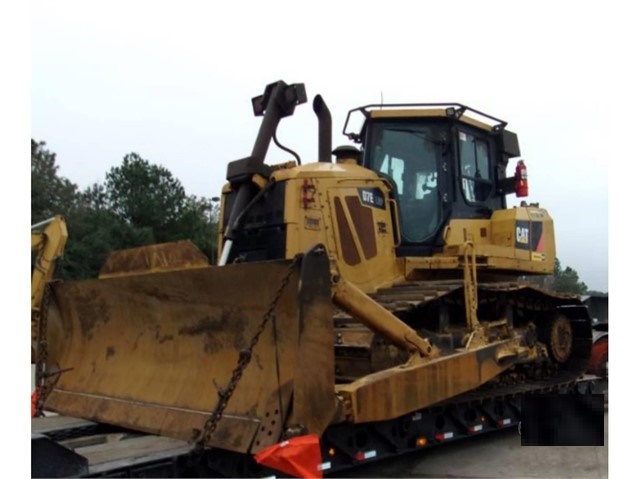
[515,160,528,197]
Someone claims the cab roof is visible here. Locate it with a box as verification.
[343,103,508,142]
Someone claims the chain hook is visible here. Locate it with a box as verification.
[191,256,302,453]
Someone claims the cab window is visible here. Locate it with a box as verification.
[459,131,493,202]
[367,123,442,243]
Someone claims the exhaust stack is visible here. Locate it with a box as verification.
[220,81,307,265]
[313,95,332,163]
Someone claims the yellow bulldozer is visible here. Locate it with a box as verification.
[34,81,593,476]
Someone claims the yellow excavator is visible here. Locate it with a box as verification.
[34,82,593,476]
[31,215,68,364]
[31,215,68,419]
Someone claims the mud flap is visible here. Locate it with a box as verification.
[43,245,336,454]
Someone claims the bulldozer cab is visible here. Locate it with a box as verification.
[345,105,522,257]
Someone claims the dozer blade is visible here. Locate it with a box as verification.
[43,244,336,454]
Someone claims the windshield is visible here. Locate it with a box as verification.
[364,121,445,243]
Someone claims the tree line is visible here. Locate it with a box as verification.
[32,137,595,294]
[522,258,590,295]
[32,139,219,280]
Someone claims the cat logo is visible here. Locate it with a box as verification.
[515,220,542,251]
[516,226,529,245]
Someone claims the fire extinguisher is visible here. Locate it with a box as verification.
[515,160,528,197]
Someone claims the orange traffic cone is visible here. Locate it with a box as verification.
[254,434,322,478]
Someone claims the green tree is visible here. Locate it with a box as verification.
[59,185,155,280]
[31,142,219,280]
[174,195,219,261]
[523,258,588,294]
[105,153,187,242]
[103,153,218,259]
[553,259,588,294]
[31,139,78,222]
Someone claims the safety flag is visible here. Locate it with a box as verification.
[254,434,322,478]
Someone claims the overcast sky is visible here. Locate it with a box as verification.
[28,1,639,293]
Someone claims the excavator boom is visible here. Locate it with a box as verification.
[32,215,68,363]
